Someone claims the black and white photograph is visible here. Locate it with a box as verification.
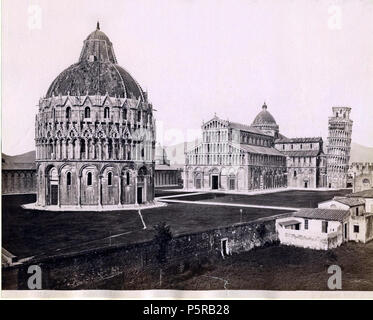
[1,0,373,300]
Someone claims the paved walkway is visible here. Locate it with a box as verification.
[22,201,167,212]
[160,187,348,195]
[157,197,300,212]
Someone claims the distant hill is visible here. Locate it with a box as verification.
[350,142,373,163]
[2,141,372,169]
[164,140,201,166]
[2,151,36,169]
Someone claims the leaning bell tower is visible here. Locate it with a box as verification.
[326,107,353,188]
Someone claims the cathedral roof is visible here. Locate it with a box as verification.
[46,22,145,100]
[276,137,323,144]
[228,121,272,136]
[252,103,277,126]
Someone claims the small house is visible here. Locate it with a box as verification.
[318,196,373,243]
[276,208,350,250]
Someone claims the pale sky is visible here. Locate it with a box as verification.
[2,0,373,155]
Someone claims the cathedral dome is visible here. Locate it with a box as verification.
[46,22,145,100]
[252,103,277,125]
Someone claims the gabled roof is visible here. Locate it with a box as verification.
[333,197,365,207]
[228,121,271,136]
[185,142,202,155]
[347,189,373,198]
[292,208,349,222]
[280,150,321,157]
[238,144,285,156]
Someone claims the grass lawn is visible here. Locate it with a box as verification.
[154,187,190,197]
[171,189,351,208]
[92,241,373,291]
[2,194,287,259]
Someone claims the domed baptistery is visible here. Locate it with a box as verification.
[33,23,157,210]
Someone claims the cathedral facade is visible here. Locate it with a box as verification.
[184,105,287,191]
[34,23,156,209]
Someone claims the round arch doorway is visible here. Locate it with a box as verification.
[47,167,59,205]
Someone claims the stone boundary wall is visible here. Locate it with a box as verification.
[3,213,290,289]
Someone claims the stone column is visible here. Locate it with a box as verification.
[98,140,102,160]
[62,139,67,159]
[58,174,61,207]
[135,174,138,205]
[144,176,147,203]
[69,140,74,159]
[119,140,123,160]
[98,174,102,207]
[105,140,109,160]
[77,174,81,207]
[85,139,89,160]
[118,174,122,205]
[52,140,56,160]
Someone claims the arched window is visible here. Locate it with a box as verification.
[294,170,297,178]
[87,172,92,186]
[126,172,130,185]
[108,172,112,186]
[141,148,145,158]
[108,140,113,158]
[104,107,110,119]
[123,108,127,120]
[66,172,71,186]
[137,111,141,122]
[66,107,71,119]
[84,107,90,119]
[81,140,86,154]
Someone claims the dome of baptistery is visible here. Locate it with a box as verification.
[46,22,145,100]
[33,22,156,211]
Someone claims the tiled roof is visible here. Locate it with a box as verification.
[347,189,373,198]
[277,133,288,140]
[239,144,285,156]
[276,137,322,143]
[155,164,181,171]
[333,197,365,207]
[293,208,349,222]
[278,220,301,227]
[228,122,271,136]
[281,150,321,157]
